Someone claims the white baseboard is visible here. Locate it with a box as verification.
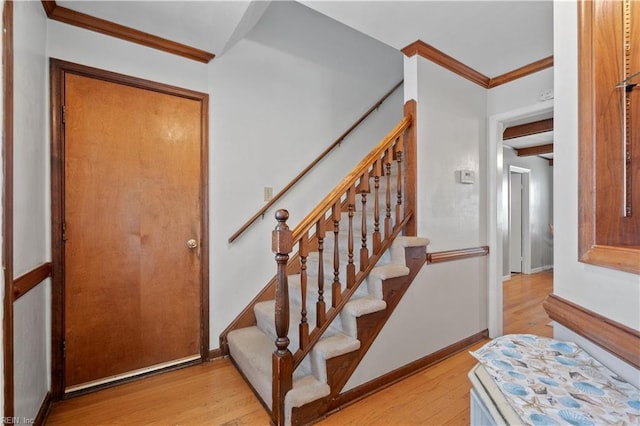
[530,265,553,274]
[502,274,511,281]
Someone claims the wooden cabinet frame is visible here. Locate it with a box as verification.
[578,0,640,274]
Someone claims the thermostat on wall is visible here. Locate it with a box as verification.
[460,169,475,184]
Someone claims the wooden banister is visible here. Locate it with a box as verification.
[271,210,293,425]
[228,80,404,243]
[291,116,411,243]
[269,110,414,376]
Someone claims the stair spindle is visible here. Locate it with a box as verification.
[299,234,309,351]
[271,210,293,426]
[359,171,370,271]
[316,220,326,327]
[395,137,404,227]
[332,203,341,307]
[384,148,392,239]
[347,187,356,288]
[372,160,382,253]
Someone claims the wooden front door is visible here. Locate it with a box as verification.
[53,61,208,393]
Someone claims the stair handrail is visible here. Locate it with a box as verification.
[270,102,416,425]
[228,80,404,243]
[291,116,411,244]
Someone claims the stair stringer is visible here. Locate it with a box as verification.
[290,244,427,425]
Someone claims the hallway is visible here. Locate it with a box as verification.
[46,271,553,425]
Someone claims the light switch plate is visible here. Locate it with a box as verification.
[460,169,475,184]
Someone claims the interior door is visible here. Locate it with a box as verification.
[509,172,523,273]
[63,72,204,391]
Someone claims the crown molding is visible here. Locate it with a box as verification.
[41,1,215,63]
[488,56,554,88]
[402,40,490,88]
[402,39,553,89]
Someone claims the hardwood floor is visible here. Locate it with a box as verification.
[46,270,553,425]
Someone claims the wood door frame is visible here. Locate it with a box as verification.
[49,58,210,400]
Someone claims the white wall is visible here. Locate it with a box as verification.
[12,1,49,420]
[553,0,639,378]
[208,1,403,343]
[502,148,553,276]
[346,55,488,390]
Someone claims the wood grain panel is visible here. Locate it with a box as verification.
[401,40,490,88]
[3,0,14,418]
[426,246,489,264]
[578,0,640,273]
[544,294,640,368]
[51,59,210,397]
[41,1,214,63]
[515,143,554,157]
[63,73,202,388]
[488,56,554,88]
[13,262,52,301]
[403,100,417,236]
[503,118,553,140]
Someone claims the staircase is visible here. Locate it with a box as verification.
[220,103,426,425]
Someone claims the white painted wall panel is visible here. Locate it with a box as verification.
[346,55,488,390]
[208,2,403,342]
[14,0,48,276]
[345,257,487,390]
[12,0,49,420]
[14,282,50,420]
[417,58,487,251]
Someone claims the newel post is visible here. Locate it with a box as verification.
[272,209,293,425]
[403,99,417,236]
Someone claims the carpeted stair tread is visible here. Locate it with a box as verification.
[284,376,331,426]
[255,300,343,353]
[341,295,387,337]
[366,264,410,299]
[311,333,361,384]
[226,326,275,408]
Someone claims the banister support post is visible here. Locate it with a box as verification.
[403,100,417,236]
[272,210,293,425]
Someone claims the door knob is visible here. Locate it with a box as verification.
[187,239,198,249]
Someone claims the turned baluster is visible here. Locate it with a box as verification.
[372,160,382,253]
[384,148,392,239]
[316,220,326,327]
[395,136,404,226]
[332,203,341,307]
[299,234,309,351]
[347,186,356,289]
[359,171,370,271]
[271,210,293,426]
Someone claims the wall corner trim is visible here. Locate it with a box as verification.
[13,262,52,301]
[401,40,490,88]
[543,294,640,369]
[40,1,215,63]
[488,56,554,88]
[401,39,553,90]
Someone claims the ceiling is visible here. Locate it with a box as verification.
[57,1,554,78]
[56,1,555,159]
